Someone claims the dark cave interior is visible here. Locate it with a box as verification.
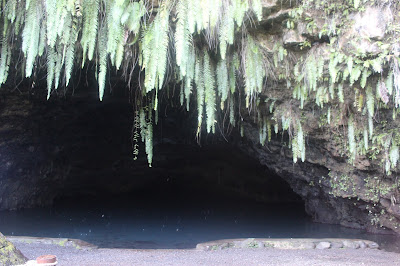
[27,84,303,208]
[2,85,400,252]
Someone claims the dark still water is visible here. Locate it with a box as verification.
[0,186,399,252]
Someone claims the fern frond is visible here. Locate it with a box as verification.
[229,96,235,126]
[81,0,99,63]
[217,59,229,110]
[175,0,190,76]
[22,0,40,77]
[46,46,57,100]
[45,0,57,47]
[54,46,64,90]
[106,1,126,66]
[203,49,216,133]
[142,4,170,92]
[360,68,370,89]
[0,35,11,85]
[195,56,205,136]
[366,86,374,117]
[251,0,263,21]
[348,115,356,162]
[233,0,248,26]
[219,3,235,60]
[98,23,108,101]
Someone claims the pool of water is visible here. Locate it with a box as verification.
[1,187,399,252]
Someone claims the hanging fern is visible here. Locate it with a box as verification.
[175,0,191,76]
[348,115,356,162]
[366,86,374,118]
[46,46,56,100]
[243,35,265,107]
[219,3,235,60]
[195,56,205,137]
[141,2,170,92]
[0,35,11,85]
[81,0,99,63]
[22,0,40,77]
[203,49,216,134]
[217,59,229,110]
[98,23,108,101]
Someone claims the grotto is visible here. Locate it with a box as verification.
[1,0,400,264]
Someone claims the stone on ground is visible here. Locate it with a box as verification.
[0,232,27,266]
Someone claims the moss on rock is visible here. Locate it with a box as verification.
[0,232,27,266]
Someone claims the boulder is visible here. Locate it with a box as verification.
[316,241,331,250]
[0,233,27,266]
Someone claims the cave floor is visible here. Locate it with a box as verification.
[11,240,400,266]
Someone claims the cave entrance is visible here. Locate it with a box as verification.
[1,94,388,250]
[47,143,308,249]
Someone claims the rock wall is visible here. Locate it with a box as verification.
[234,0,400,234]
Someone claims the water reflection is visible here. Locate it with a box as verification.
[0,189,399,252]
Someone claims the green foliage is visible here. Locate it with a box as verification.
[348,115,356,162]
[203,49,216,134]
[22,0,40,77]
[243,35,265,107]
[3,0,400,172]
[81,0,99,62]
[0,35,11,85]
[217,59,229,110]
[141,2,170,93]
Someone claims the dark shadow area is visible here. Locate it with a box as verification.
[1,147,400,252]
[0,88,400,252]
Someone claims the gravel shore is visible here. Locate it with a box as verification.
[13,241,400,266]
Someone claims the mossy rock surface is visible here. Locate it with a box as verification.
[0,232,27,266]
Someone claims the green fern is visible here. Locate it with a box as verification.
[368,115,374,139]
[203,49,216,133]
[53,45,63,90]
[348,115,356,162]
[98,23,108,101]
[366,86,374,118]
[195,56,205,137]
[243,35,265,105]
[233,0,248,26]
[0,35,11,85]
[124,1,145,33]
[219,3,235,60]
[45,0,57,48]
[81,0,99,63]
[175,0,190,76]
[360,68,370,89]
[141,3,170,92]
[217,59,229,110]
[22,0,40,77]
[46,46,56,100]
[229,96,235,126]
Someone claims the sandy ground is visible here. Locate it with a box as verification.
[13,241,400,266]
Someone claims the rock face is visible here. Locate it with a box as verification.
[0,233,27,266]
[235,0,400,234]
